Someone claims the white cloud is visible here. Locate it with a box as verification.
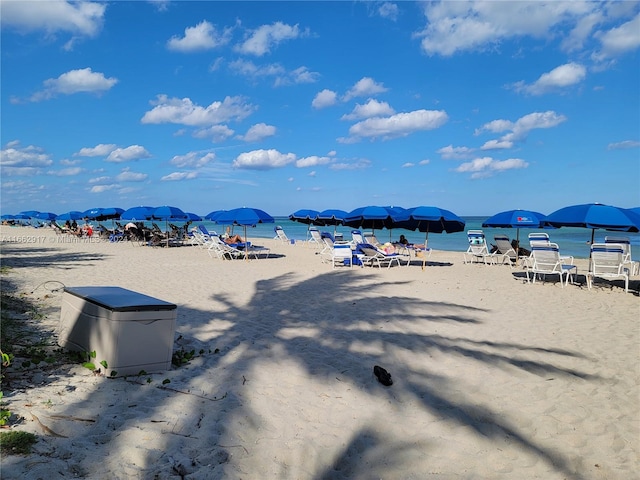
[48,167,84,176]
[141,95,255,126]
[341,99,395,120]
[0,0,105,36]
[170,152,215,168]
[312,89,338,109]
[167,20,231,52]
[480,139,513,150]
[295,156,332,168]
[455,156,529,179]
[347,109,448,141]
[75,143,117,157]
[329,159,371,170]
[475,111,567,145]
[193,125,235,143]
[437,145,473,160]
[161,171,199,181]
[105,145,151,163]
[116,168,148,182]
[90,184,118,193]
[402,162,415,168]
[236,22,309,56]
[238,123,277,142]
[415,1,599,56]
[510,63,587,95]
[232,149,296,169]
[343,77,388,101]
[378,3,399,22]
[593,12,640,60]
[0,142,53,176]
[608,140,640,150]
[30,68,117,102]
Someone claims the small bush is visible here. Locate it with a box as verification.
[0,430,38,455]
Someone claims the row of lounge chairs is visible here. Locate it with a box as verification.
[191,225,270,260]
[464,229,637,292]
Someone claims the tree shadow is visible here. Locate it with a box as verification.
[1,256,605,479]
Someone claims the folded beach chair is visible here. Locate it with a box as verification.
[587,243,630,292]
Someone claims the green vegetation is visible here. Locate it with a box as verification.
[0,430,38,455]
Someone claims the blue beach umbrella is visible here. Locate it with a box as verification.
[289,209,321,239]
[205,210,227,221]
[56,211,85,221]
[35,212,57,221]
[215,207,275,259]
[397,205,466,247]
[184,212,203,221]
[152,206,189,246]
[545,203,640,256]
[343,205,409,231]
[121,206,154,221]
[289,209,320,225]
[315,209,347,226]
[482,209,548,247]
[19,210,40,217]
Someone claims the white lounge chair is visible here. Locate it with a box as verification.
[526,243,577,287]
[351,230,365,245]
[207,236,244,260]
[587,243,630,292]
[308,227,323,248]
[358,244,408,269]
[364,232,382,246]
[493,234,518,266]
[463,230,495,264]
[604,236,638,276]
[274,225,290,244]
[331,243,354,269]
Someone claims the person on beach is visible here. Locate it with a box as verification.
[398,234,409,245]
[224,234,245,244]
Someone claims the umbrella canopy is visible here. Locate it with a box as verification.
[205,210,226,221]
[482,209,548,248]
[397,206,465,269]
[83,207,124,222]
[343,205,409,231]
[315,209,347,226]
[184,212,203,221]
[215,207,274,226]
[289,209,320,225]
[120,206,154,221]
[19,210,40,217]
[215,207,275,260]
[398,206,466,234]
[152,205,188,221]
[545,203,640,254]
[35,212,57,221]
[56,211,85,221]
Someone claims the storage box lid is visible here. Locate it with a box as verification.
[64,286,177,312]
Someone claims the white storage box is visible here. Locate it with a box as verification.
[58,286,177,376]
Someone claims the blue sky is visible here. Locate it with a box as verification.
[1,0,639,217]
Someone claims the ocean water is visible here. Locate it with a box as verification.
[198,216,640,261]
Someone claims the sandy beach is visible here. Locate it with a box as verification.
[0,224,638,479]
